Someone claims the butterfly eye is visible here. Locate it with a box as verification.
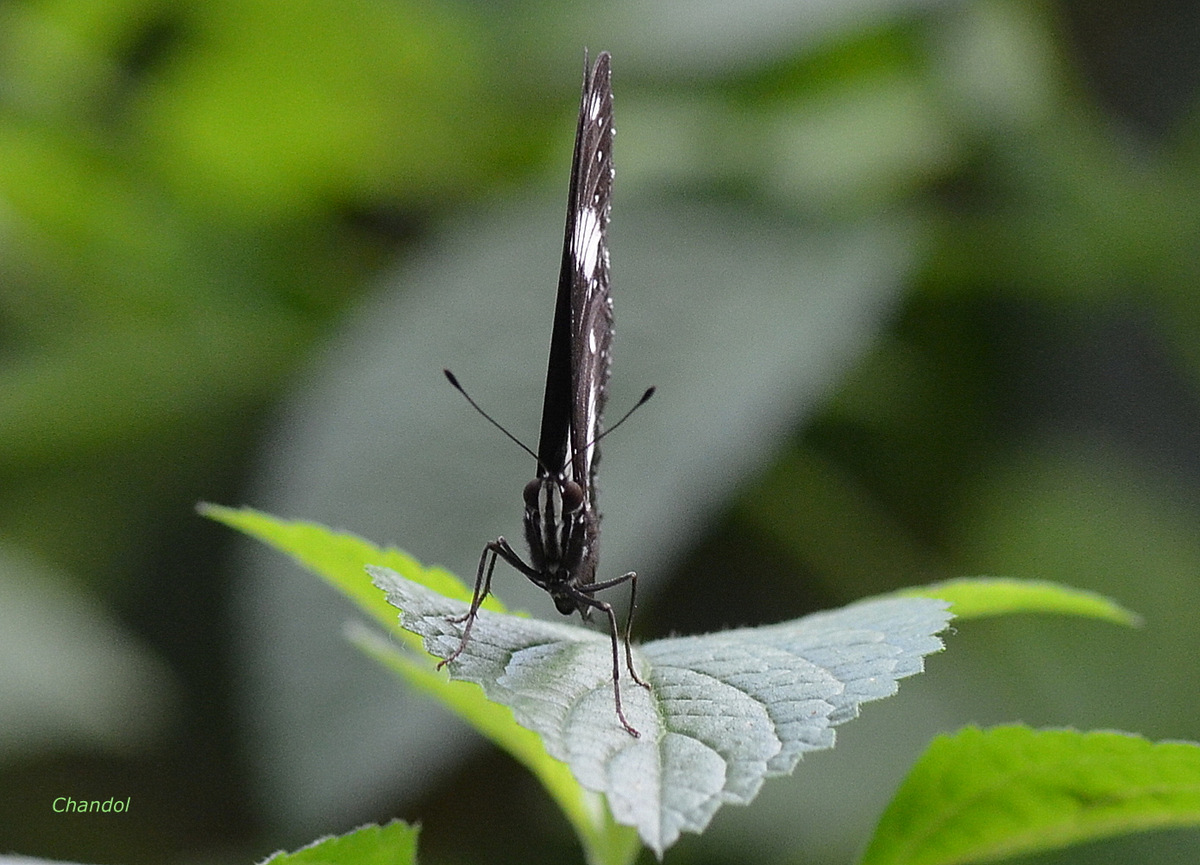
[561,480,584,513]
[523,479,541,507]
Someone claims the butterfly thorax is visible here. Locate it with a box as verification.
[522,475,594,615]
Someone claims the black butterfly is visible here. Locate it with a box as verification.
[440,51,652,737]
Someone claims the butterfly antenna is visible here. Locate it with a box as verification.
[593,386,655,445]
[443,370,542,465]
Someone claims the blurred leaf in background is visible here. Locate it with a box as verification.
[0,0,519,859]
[2,0,1200,863]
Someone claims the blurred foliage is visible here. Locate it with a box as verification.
[2,0,1200,863]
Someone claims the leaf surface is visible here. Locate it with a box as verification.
[263,820,418,865]
[862,726,1200,865]
[371,566,952,854]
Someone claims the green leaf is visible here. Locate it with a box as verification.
[202,505,635,865]
[345,623,641,865]
[861,725,1200,865]
[370,565,952,856]
[901,577,1141,625]
[263,819,419,865]
[199,503,497,632]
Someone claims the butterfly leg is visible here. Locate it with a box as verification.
[584,570,650,690]
[438,537,524,669]
[574,584,643,738]
[622,572,651,691]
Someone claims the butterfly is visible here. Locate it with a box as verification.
[440,51,653,737]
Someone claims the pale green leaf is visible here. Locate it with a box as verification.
[371,565,952,856]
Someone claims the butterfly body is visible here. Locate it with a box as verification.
[522,474,592,615]
[439,51,648,737]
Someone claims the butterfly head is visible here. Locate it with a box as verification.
[523,475,584,516]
